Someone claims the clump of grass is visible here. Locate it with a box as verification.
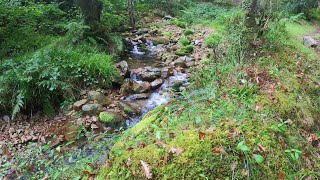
[183,29,194,36]
[162,31,173,38]
[171,20,187,28]
[179,37,190,46]
[176,45,194,56]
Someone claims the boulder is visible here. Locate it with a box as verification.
[161,67,174,78]
[136,28,149,35]
[174,56,188,68]
[150,79,164,90]
[150,36,170,45]
[132,81,151,93]
[116,61,129,77]
[99,111,125,128]
[82,104,104,115]
[73,99,88,109]
[303,36,318,48]
[120,79,133,95]
[88,91,111,106]
[137,66,161,82]
[119,102,138,115]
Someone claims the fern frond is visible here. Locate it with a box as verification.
[12,90,25,119]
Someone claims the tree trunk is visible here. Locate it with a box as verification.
[128,0,136,30]
[78,0,102,24]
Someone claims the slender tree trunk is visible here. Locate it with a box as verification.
[128,0,136,30]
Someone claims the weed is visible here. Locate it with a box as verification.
[183,29,194,36]
[179,37,190,46]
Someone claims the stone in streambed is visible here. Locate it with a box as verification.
[303,36,317,48]
[132,81,151,93]
[88,91,111,106]
[116,61,129,77]
[82,104,104,115]
[150,79,164,90]
[99,111,125,128]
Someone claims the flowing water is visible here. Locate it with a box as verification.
[124,40,188,127]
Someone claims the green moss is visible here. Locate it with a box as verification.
[98,107,319,179]
[99,112,115,123]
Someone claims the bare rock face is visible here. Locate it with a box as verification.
[303,36,318,48]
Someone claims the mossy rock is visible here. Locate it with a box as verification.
[97,106,319,179]
[99,111,125,129]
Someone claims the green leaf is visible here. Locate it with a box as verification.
[49,149,55,157]
[253,154,264,164]
[156,131,162,139]
[114,149,122,155]
[236,141,250,152]
[195,117,202,124]
[42,144,50,151]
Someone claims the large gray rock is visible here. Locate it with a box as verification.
[82,104,104,115]
[136,28,149,35]
[131,67,162,82]
[88,91,111,106]
[150,36,170,45]
[174,56,188,68]
[303,36,318,48]
[116,61,129,77]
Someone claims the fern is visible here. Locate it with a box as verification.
[12,90,25,119]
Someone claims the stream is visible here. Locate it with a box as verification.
[123,39,189,127]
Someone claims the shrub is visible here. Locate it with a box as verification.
[264,19,288,50]
[205,34,223,48]
[0,39,118,118]
[179,37,190,46]
[183,29,194,36]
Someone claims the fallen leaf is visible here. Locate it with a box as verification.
[287,119,293,126]
[169,147,184,155]
[241,169,248,176]
[140,160,153,179]
[198,132,205,140]
[258,143,267,152]
[255,103,263,112]
[278,171,285,180]
[126,158,132,167]
[212,146,226,155]
[231,161,236,171]
[169,132,175,139]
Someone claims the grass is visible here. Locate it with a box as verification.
[97,3,320,180]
